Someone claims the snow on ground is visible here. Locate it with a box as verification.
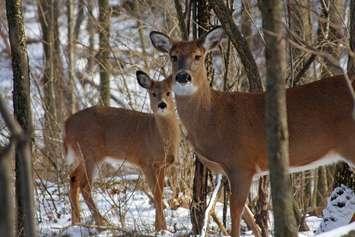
[316,185,355,234]
[36,175,354,237]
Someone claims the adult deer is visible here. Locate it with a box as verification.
[150,27,355,236]
[63,71,180,231]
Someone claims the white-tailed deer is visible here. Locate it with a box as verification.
[150,27,355,236]
[63,71,180,231]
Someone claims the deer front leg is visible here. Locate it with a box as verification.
[229,170,254,237]
[144,166,167,231]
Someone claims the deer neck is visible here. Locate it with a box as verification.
[154,111,180,154]
[174,69,213,138]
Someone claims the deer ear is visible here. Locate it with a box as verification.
[150,31,172,53]
[136,71,153,89]
[199,26,224,51]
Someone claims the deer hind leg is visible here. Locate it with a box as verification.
[143,166,167,231]
[229,170,255,237]
[69,164,84,224]
[80,161,108,226]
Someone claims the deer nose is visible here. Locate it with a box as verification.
[158,102,167,109]
[176,72,191,84]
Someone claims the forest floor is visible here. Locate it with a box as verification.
[35,175,354,237]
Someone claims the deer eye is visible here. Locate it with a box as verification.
[195,55,202,61]
[171,55,177,62]
[152,92,156,97]
[166,92,170,96]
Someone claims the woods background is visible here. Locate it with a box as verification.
[0,0,354,236]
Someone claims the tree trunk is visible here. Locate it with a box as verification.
[98,0,111,106]
[0,144,14,237]
[67,0,75,115]
[5,0,36,236]
[260,0,297,236]
[209,0,263,92]
[38,0,63,175]
[318,0,344,77]
[190,154,209,234]
[87,0,95,73]
[348,0,355,74]
[255,176,269,237]
[174,0,188,40]
[190,0,211,234]
[287,0,312,86]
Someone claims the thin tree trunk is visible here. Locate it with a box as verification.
[98,0,111,106]
[5,0,36,236]
[348,0,355,74]
[255,176,268,237]
[67,0,75,115]
[38,0,61,173]
[260,0,297,236]
[190,1,211,233]
[174,0,188,40]
[87,0,95,73]
[209,0,263,92]
[318,0,344,77]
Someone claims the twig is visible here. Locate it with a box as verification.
[211,210,229,236]
[200,174,222,237]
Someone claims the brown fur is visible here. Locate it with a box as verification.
[152,30,355,236]
[63,76,180,230]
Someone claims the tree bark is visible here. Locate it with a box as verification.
[98,0,111,106]
[5,0,36,236]
[67,0,75,115]
[348,0,355,74]
[255,176,268,237]
[260,0,297,236]
[209,0,263,92]
[190,1,211,234]
[174,0,188,40]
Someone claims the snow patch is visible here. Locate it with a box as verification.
[316,185,355,234]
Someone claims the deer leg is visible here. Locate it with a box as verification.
[229,170,254,237]
[144,166,167,231]
[69,165,83,224]
[80,163,108,226]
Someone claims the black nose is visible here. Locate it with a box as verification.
[158,102,167,109]
[176,72,191,84]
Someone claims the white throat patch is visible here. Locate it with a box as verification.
[173,82,198,96]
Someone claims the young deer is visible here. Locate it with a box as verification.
[63,71,179,230]
[150,27,355,236]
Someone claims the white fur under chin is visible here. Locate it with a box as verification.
[173,82,198,96]
[157,108,168,114]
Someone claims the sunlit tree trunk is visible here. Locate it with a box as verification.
[67,0,75,115]
[98,0,111,106]
[260,0,297,236]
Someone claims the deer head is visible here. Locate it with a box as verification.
[136,70,174,115]
[149,27,224,96]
